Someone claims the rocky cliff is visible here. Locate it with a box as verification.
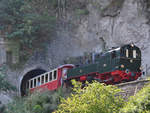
[48,0,150,74]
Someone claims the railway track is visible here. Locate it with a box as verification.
[116,79,150,87]
[115,78,150,100]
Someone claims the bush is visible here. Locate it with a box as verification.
[120,82,150,113]
[0,66,16,92]
[55,80,124,113]
[4,88,71,113]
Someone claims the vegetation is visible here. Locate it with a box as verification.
[3,88,70,113]
[75,9,89,16]
[55,80,124,113]
[0,0,57,64]
[120,82,150,113]
[0,66,16,92]
[140,0,150,23]
[0,65,16,113]
[0,0,91,66]
[101,0,125,17]
[2,80,150,113]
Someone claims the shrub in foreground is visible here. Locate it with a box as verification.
[4,88,69,113]
[55,80,124,113]
[120,82,150,113]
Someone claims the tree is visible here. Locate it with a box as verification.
[55,80,124,113]
[0,0,57,63]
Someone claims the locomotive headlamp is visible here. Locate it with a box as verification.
[121,65,124,68]
[131,43,134,47]
[130,59,133,63]
[139,67,142,70]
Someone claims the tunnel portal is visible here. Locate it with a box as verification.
[20,69,46,96]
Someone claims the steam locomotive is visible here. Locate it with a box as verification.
[27,44,142,92]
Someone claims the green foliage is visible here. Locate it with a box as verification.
[0,66,16,92]
[4,97,26,113]
[55,80,124,113]
[4,88,70,113]
[89,0,102,10]
[120,82,150,113]
[25,91,61,113]
[140,0,150,24]
[4,80,150,113]
[75,9,89,16]
[101,0,125,17]
[0,66,15,113]
[0,0,57,63]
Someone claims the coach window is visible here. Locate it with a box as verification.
[54,70,57,80]
[126,49,129,58]
[30,80,33,89]
[45,74,48,83]
[49,72,52,81]
[41,75,44,84]
[37,77,41,86]
[34,79,36,87]
[133,50,136,58]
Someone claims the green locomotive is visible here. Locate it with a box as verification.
[66,44,142,84]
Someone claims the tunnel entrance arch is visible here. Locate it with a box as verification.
[20,68,47,96]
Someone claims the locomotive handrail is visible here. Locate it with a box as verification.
[119,57,141,60]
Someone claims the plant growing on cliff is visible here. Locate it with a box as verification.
[0,0,56,64]
[0,65,16,113]
[0,66,16,92]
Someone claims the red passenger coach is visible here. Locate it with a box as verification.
[27,64,74,93]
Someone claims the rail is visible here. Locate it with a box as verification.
[116,79,150,87]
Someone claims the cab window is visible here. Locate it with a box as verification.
[133,50,136,58]
[126,49,129,58]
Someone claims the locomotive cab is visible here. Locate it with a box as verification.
[117,44,142,81]
[120,44,141,59]
[120,44,141,72]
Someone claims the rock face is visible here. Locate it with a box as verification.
[49,0,150,74]
[1,0,150,104]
